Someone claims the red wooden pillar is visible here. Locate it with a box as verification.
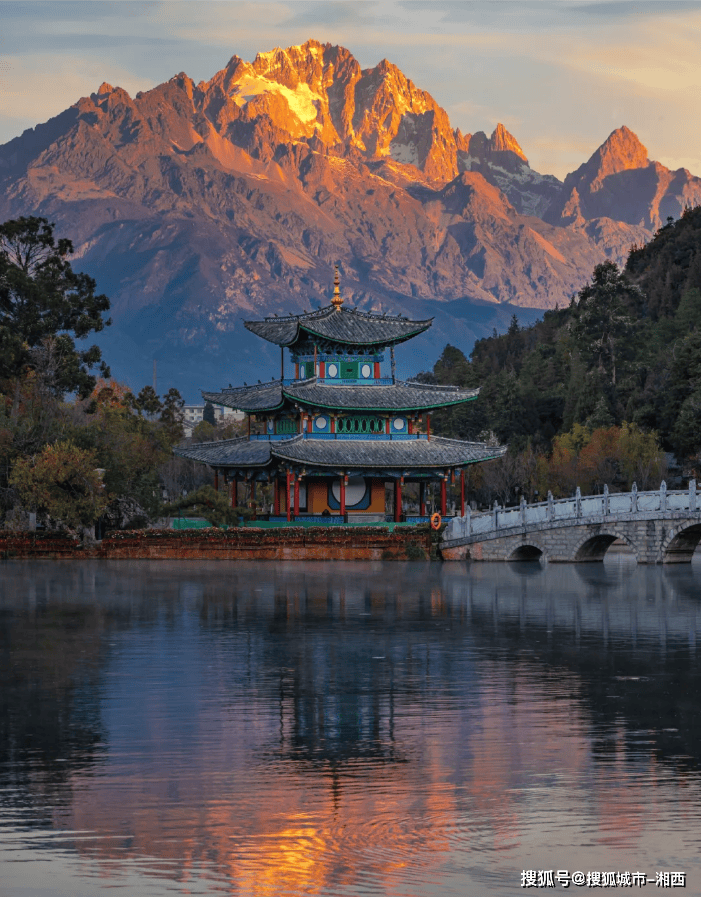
[460,469,465,517]
[374,360,381,379]
[420,481,426,517]
[340,474,346,518]
[294,475,300,517]
[408,419,413,435]
[440,478,447,517]
[231,478,237,508]
[214,469,219,492]
[274,477,280,515]
[394,478,403,522]
[286,471,292,522]
[385,418,390,434]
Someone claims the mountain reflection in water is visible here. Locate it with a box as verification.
[1,559,700,896]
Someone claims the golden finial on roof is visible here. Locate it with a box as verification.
[331,265,343,309]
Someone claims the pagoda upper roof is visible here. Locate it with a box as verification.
[284,379,479,411]
[244,303,432,349]
[175,434,506,471]
[204,378,479,414]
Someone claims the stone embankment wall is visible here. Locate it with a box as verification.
[0,528,432,562]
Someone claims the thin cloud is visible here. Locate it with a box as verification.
[0,55,153,125]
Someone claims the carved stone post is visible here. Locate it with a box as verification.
[604,483,609,516]
[493,500,499,530]
[466,505,471,537]
[575,486,581,518]
[547,490,554,521]
[660,480,667,512]
[690,478,697,512]
[520,495,527,527]
[631,482,638,513]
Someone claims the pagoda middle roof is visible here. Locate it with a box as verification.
[203,381,284,413]
[244,304,432,348]
[284,379,479,411]
[174,437,273,467]
[204,378,479,414]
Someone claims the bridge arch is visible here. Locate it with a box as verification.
[507,540,548,562]
[660,523,701,564]
[571,530,639,563]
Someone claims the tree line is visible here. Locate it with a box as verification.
[418,207,701,507]
[0,216,216,533]
[3,208,701,531]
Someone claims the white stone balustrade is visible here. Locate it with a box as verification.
[444,480,699,544]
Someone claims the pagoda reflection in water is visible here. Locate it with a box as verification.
[176,269,505,521]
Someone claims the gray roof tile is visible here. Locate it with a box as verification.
[174,437,273,467]
[271,435,506,469]
[174,434,506,471]
[284,379,479,411]
[203,382,284,413]
[245,304,432,348]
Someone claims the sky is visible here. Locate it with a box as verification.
[1,0,701,180]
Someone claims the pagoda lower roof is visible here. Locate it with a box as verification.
[204,378,479,414]
[272,435,506,469]
[244,303,432,348]
[175,435,506,471]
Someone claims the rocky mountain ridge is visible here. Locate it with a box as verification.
[0,39,700,395]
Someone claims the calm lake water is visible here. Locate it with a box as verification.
[1,558,700,896]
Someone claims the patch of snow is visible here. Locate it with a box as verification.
[229,75,320,124]
[389,140,419,166]
[459,154,478,170]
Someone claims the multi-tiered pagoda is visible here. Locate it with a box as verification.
[176,271,505,522]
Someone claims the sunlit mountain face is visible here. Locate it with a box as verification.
[1,40,699,395]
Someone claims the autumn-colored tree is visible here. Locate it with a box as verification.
[617,422,666,490]
[9,440,108,529]
[74,392,171,519]
[541,422,665,497]
[578,427,621,493]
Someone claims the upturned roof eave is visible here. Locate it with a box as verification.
[243,319,300,347]
[202,388,285,414]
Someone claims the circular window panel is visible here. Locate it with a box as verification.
[361,363,372,378]
[331,476,367,507]
[267,420,273,431]
[299,364,305,379]
[315,416,327,430]
[327,363,338,378]
[393,417,405,431]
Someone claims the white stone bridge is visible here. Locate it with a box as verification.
[441,482,701,564]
